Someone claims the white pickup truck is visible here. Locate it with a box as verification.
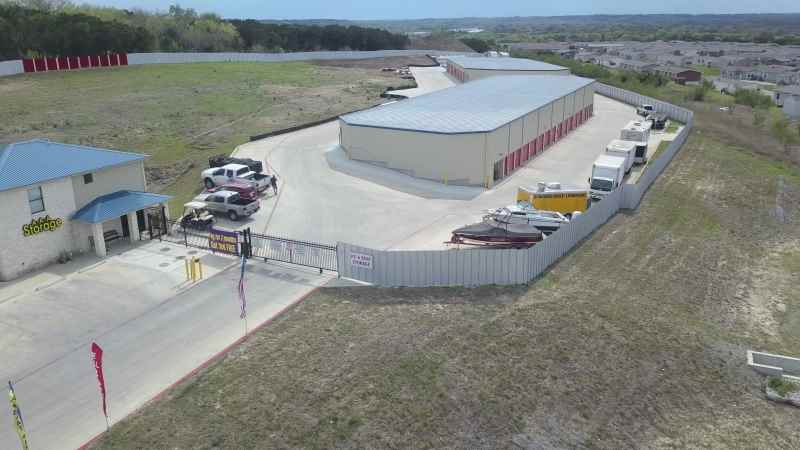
[636,104,655,116]
[201,163,271,192]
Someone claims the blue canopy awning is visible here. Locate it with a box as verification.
[72,190,171,224]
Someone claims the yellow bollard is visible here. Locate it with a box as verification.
[195,257,203,280]
[185,259,190,281]
[190,257,196,282]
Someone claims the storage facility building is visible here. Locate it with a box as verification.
[445,56,570,82]
[339,75,595,187]
[0,140,171,281]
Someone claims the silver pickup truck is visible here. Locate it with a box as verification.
[193,191,260,221]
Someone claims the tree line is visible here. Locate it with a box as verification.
[0,2,410,61]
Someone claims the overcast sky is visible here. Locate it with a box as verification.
[79,0,800,19]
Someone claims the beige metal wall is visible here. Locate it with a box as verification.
[339,81,595,188]
[340,121,487,185]
[462,67,571,82]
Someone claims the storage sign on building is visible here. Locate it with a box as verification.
[444,55,570,82]
[0,140,171,281]
[339,75,595,187]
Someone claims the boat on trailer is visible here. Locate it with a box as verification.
[449,213,544,249]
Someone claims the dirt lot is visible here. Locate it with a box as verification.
[0,60,412,210]
[92,104,800,448]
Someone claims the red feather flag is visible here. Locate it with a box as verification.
[90,342,109,421]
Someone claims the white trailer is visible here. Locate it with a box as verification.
[605,139,635,174]
[621,120,651,164]
[589,155,626,200]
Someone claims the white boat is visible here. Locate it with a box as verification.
[485,205,569,233]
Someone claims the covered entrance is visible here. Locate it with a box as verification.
[71,190,172,257]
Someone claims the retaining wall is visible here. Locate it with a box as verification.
[337,83,695,287]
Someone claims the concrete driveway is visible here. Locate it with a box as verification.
[0,241,329,449]
[234,94,674,250]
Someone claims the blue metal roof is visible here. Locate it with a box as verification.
[340,75,595,134]
[448,56,568,72]
[0,139,146,192]
[72,190,171,224]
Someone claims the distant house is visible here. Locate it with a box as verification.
[776,85,800,119]
[722,65,800,85]
[651,66,703,84]
[618,60,657,73]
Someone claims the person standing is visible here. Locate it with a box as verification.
[270,174,278,195]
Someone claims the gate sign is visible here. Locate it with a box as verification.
[350,252,373,270]
[208,228,239,255]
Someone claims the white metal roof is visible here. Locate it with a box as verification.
[447,56,568,72]
[340,75,595,134]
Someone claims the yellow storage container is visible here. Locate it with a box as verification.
[517,184,589,214]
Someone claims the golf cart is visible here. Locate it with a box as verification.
[177,201,216,231]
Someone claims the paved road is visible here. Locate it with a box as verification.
[234,94,667,250]
[386,66,455,98]
[0,244,328,450]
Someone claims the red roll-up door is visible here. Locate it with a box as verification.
[57,56,68,70]
[100,54,110,67]
[91,55,101,67]
[79,55,90,68]
[515,148,522,167]
[68,56,80,69]
[34,58,46,72]
[109,54,119,66]
[22,59,35,73]
[119,53,129,65]
[45,57,58,71]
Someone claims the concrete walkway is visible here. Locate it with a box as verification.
[0,242,329,449]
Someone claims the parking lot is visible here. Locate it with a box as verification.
[230,93,680,250]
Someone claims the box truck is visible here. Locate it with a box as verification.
[605,139,635,174]
[589,155,626,200]
[621,120,651,165]
[517,182,590,214]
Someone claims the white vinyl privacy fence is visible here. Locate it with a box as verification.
[127,50,464,65]
[0,59,23,77]
[338,83,694,287]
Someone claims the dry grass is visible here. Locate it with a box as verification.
[0,61,409,210]
[92,106,800,448]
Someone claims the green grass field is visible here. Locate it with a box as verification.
[0,62,406,210]
[92,87,800,448]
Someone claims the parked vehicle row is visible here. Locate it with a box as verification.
[449,183,589,249]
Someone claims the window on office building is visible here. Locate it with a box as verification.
[28,186,45,214]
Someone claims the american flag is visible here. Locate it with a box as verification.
[238,253,247,319]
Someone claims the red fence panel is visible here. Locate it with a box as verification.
[22,59,35,73]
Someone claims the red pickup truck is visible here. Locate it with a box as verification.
[207,181,258,201]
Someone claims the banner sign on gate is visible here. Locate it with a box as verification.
[350,252,373,270]
[209,228,239,255]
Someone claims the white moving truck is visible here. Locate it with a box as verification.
[621,120,652,165]
[605,139,636,174]
[589,155,626,200]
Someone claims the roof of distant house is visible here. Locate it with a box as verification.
[0,139,146,192]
